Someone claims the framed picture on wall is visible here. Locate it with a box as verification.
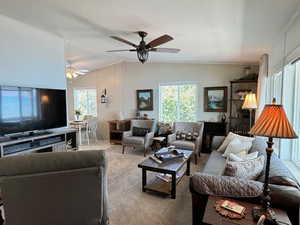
[204,86,228,112]
[136,89,153,111]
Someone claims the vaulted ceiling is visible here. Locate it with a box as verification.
[1,0,299,71]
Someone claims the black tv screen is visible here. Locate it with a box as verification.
[0,86,67,135]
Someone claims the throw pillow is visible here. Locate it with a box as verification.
[228,151,259,162]
[132,127,150,137]
[181,132,187,140]
[176,131,182,140]
[185,132,193,141]
[217,132,255,153]
[222,138,245,157]
[192,132,199,141]
[224,155,265,180]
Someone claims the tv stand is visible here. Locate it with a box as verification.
[8,130,53,140]
[0,128,77,157]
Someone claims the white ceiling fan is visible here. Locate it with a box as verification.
[65,63,89,79]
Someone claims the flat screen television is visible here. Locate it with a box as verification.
[0,86,67,136]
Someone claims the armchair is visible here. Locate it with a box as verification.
[122,119,156,156]
[0,150,109,225]
[168,122,204,164]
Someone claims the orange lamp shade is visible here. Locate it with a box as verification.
[249,103,298,139]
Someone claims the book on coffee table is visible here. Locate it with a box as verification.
[154,149,184,162]
[156,173,180,183]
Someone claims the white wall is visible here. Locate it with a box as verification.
[0,14,66,89]
[67,63,124,139]
[68,62,258,139]
[269,9,300,74]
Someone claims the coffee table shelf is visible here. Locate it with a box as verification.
[144,168,186,195]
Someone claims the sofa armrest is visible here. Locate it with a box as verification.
[269,184,300,225]
[211,136,225,150]
[168,133,176,144]
[190,173,263,198]
[195,135,203,154]
[145,132,155,148]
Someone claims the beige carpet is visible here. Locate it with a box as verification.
[101,145,208,225]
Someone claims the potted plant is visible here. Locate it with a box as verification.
[75,110,81,121]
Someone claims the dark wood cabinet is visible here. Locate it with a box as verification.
[202,121,227,153]
[108,120,131,144]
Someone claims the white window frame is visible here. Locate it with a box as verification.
[73,88,98,117]
[158,81,199,122]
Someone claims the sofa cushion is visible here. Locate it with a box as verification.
[170,140,195,150]
[224,155,265,180]
[191,173,263,198]
[123,136,145,145]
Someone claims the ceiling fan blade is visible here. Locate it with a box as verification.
[75,71,87,75]
[110,36,138,48]
[146,35,173,48]
[150,48,180,53]
[106,49,136,52]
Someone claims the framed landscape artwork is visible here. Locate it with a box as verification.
[136,89,153,111]
[204,87,228,112]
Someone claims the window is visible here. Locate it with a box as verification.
[266,60,300,161]
[74,89,97,116]
[159,83,197,122]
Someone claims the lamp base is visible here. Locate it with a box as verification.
[252,206,278,225]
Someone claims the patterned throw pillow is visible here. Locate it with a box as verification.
[176,131,182,140]
[132,127,150,137]
[224,155,265,180]
[185,132,193,141]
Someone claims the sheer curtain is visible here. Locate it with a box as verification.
[255,54,269,120]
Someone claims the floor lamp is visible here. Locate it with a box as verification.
[249,98,298,224]
[242,93,257,129]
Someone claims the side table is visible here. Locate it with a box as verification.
[202,196,291,225]
[151,137,166,151]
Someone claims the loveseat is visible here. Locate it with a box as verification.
[190,136,300,225]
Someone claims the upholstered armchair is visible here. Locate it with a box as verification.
[0,150,109,225]
[168,122,204,164]
[122,119,156,156]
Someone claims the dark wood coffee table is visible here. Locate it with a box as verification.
[137,148,192,199]
[203,196,291,225]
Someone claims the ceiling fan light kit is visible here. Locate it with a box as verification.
[65,64,89,79]
[107,31,180,63]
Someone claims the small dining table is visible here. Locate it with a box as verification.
[69,120,88,145]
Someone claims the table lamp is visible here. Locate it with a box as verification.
[242,93,257,129]
[249,98,298,224]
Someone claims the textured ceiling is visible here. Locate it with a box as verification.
[1,0,299,71]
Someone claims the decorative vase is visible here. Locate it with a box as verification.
[75,114,80,121]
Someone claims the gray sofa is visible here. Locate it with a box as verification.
[0,150,109,225]
[168,122,204,164]
[122,119,156,156]
[190,136,300,225]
